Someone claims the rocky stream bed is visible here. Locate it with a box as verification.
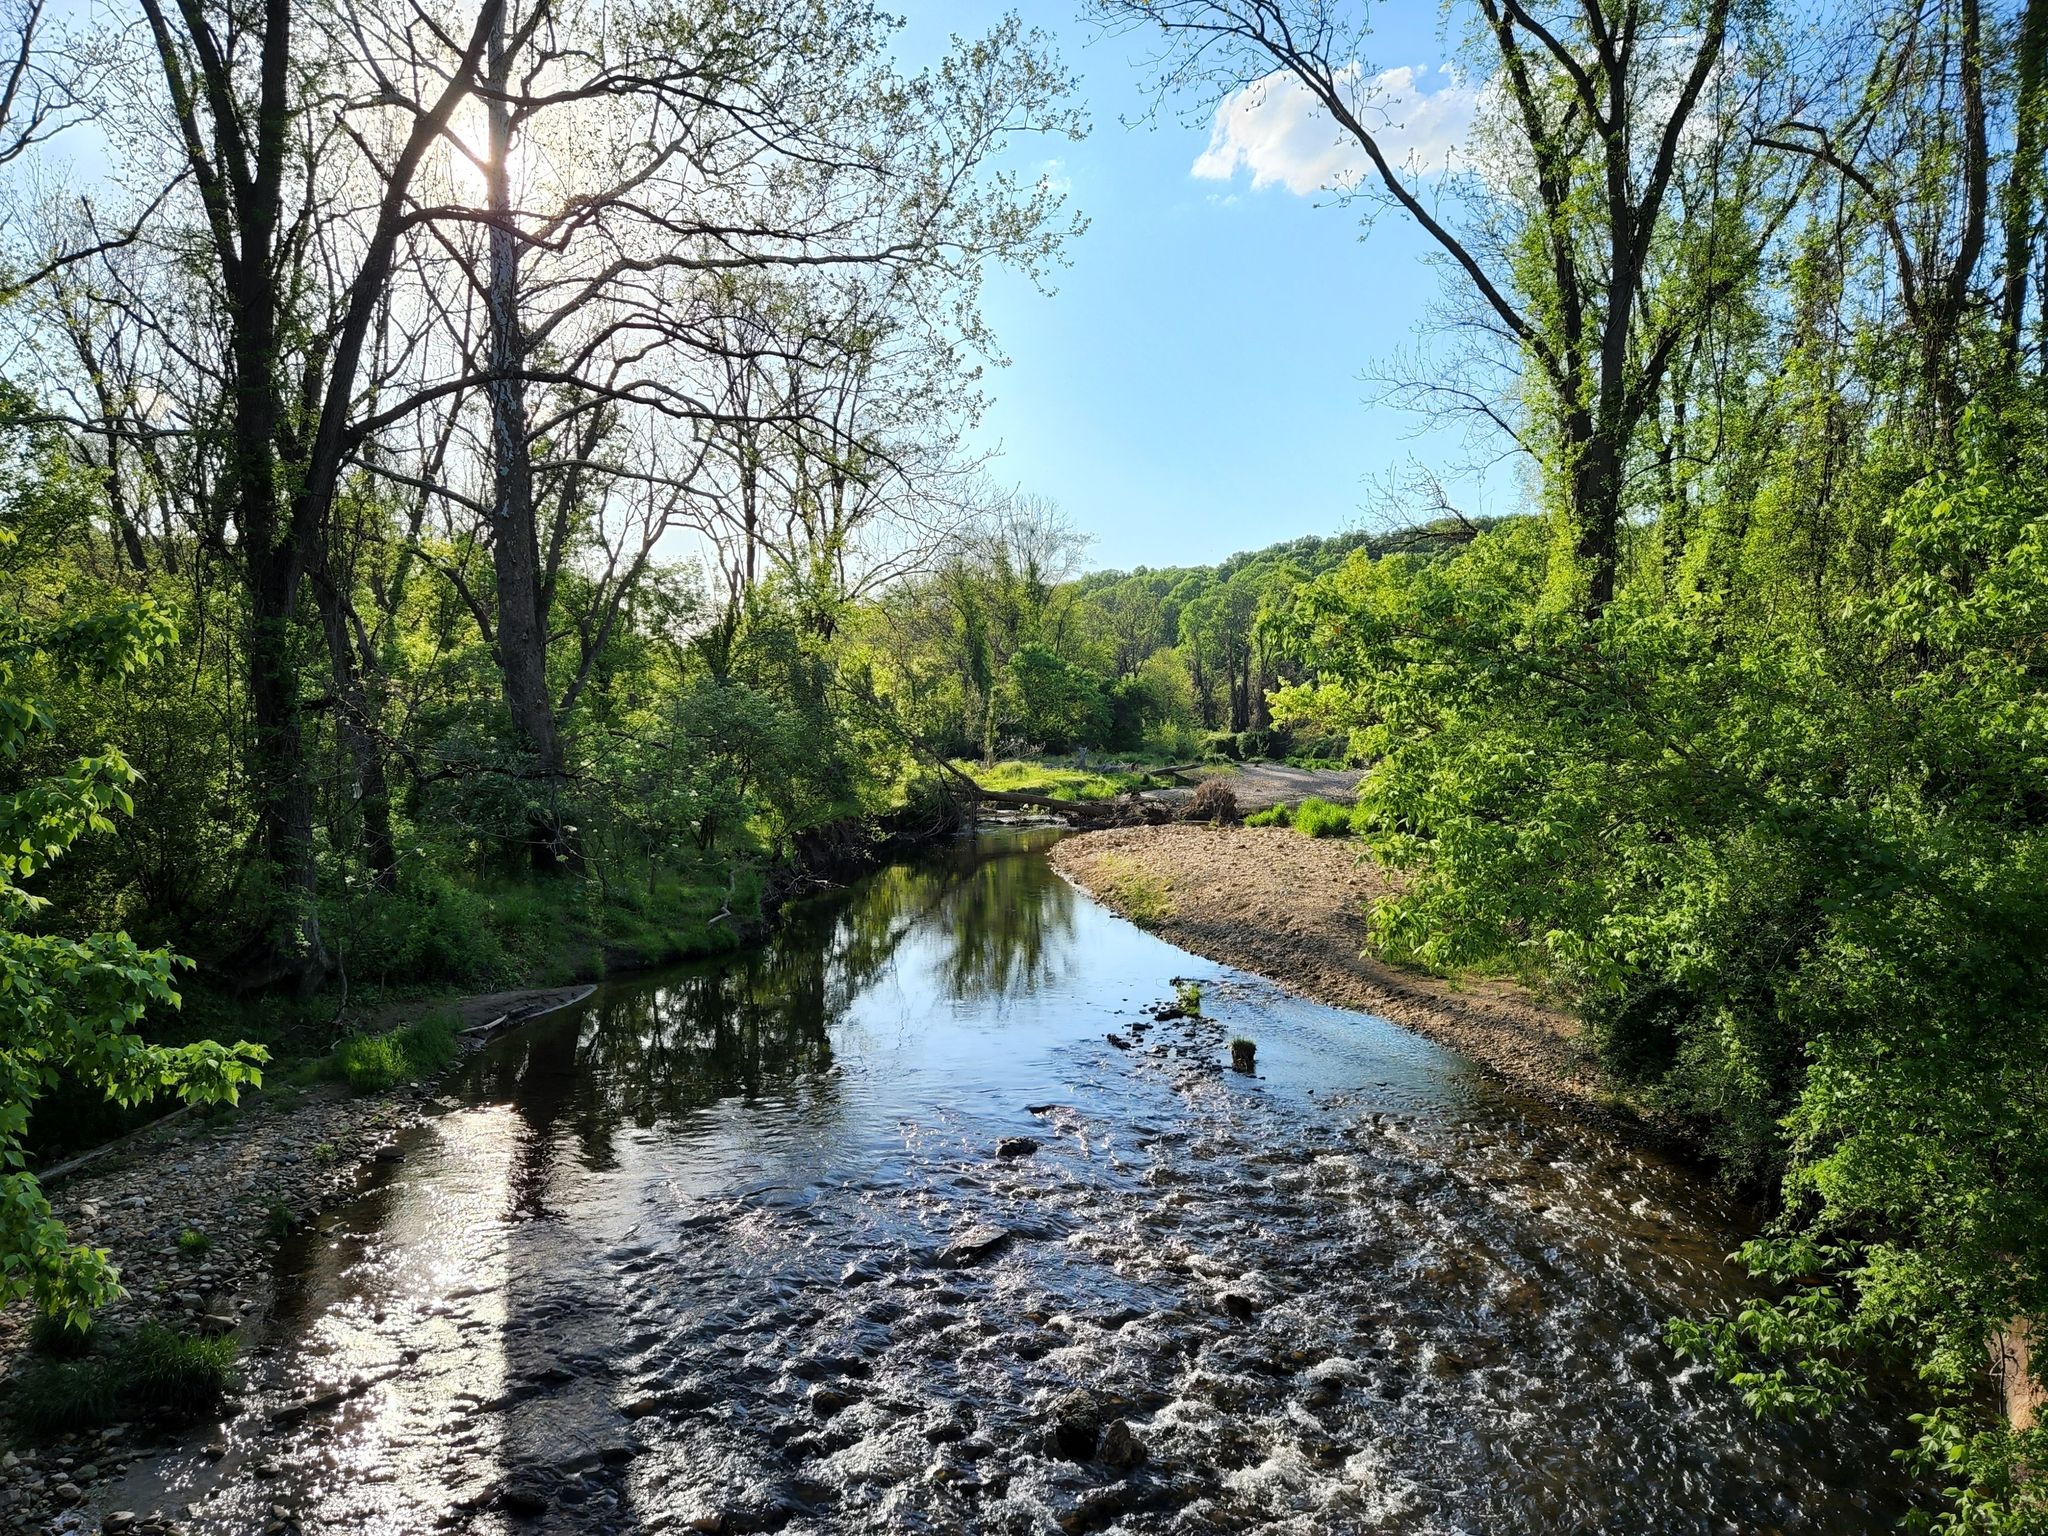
[1,831,1918,1534]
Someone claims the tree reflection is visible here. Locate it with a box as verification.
[467,830,1077,1152]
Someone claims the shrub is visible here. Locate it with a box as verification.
[1185,778,1239,823]
[1200,731,1241,761]
[1244,804,1289,828]
[1236,727,1289,760]
[176,1228,210,1256]
[1175,980,1203,1015]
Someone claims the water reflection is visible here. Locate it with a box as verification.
[108,830,1916,1535]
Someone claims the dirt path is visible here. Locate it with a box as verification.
[1192,762,1361,811]
[1051,823,1625,1121]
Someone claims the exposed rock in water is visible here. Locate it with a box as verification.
[938,1224,1011,1267]
[1098,1417,1146,1469]
[995,1137,1040,1159]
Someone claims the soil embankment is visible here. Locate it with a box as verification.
[1051,823,1615,1119]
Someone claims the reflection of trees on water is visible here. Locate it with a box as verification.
[467,833,1076,1163]
[890,835,1077,1001]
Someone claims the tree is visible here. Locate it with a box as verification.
[1103,0,1806,613]
[0,546,263,1323]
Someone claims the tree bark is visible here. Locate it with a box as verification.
[313,569,397,890]
[484,0,566,869]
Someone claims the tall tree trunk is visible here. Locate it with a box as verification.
[314,570,397,890]
[484,2,565,869]
[244,535,326,986]
[227,93,327,987]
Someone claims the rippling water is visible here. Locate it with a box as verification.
[115,830,1913,1533]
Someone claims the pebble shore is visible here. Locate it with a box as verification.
[0,1082,427,1534]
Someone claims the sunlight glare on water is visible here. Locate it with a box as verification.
[112,829,1912,1534]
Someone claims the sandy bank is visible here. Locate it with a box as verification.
[1051,823,1617,1119]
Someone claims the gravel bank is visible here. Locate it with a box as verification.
[1051,824,1613,1118]
[0,984,593,1533]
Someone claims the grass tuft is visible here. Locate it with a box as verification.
[326,1009,461,1094]
[1092,855,1176,928]
[119,1324,238,1420]
[10,1324,238,1437]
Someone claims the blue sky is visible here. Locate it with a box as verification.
[896,3,1513,573]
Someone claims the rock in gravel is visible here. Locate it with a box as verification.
[995,1137,1040,1159]
[1219,1292,1258,1320]
[939,1225,1011,1268]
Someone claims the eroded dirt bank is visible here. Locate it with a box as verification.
[1050,823,1618,1121]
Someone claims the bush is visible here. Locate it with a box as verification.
[1286,733,1351,767]
[1185,778,1240,823]
[1244,804,1289,828]
[1200,731,1241,761]
[1143,720,1202,761]
[176,1228,210,1256]
[1236,727,1290,761]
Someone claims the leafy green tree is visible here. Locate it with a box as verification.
[0,575,264,1324]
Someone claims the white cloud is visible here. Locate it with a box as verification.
[1192,63,1478,196]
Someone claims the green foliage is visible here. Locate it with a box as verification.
[1006,644,1109,751]
[1274,393,2048,1524]
[9,1323,237,1437]
[1175,980,1202,1015]
[0,566,265,1324]
[175,1227,210,1256]
[326,1010,460,1094]
[263,1200,297,1241]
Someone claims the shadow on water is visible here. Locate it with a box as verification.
[111,828,1920,1534]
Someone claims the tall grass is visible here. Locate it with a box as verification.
[1246,797,1359,837]
[326,1009,461,1093]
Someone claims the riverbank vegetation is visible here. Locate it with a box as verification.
[1110,0,2048,1520]
[2,0,2045,1519]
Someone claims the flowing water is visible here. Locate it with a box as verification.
[115,830,1912,1534]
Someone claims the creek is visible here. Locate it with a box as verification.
[111,829,1911,1534]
